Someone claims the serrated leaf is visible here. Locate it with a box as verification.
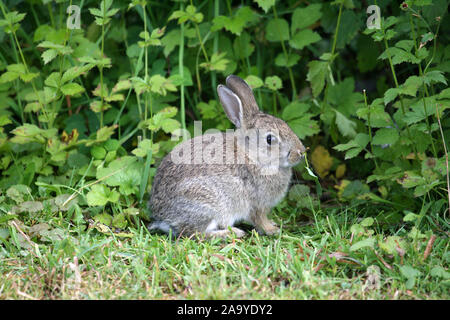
[384,88,399,105]
[281,102,311,121]
[253,0,275,13]
[289,29,321,50]
[334,109,357,138]
[41,49,58,64]
[275,53,300,67]
[307,60,327,97]
[86,184,120,206]
[61,83,85,96]
[372,128,399,145]
[291,4,322,33]
[265,18,290,42]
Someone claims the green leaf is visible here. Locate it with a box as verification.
[384,88,399,105]
[424,70,447,85]
[361,217,374,227]
[289,29,321,50]
[265,76,282,91]
[41,49,58,64]
[200,52,229,72]
[274,53,300,67]
[400,76,423,97]
[60,83,85,96]
[430,266,450,279]
[86,184,120,206]
[287,114,320,139]
[281,102,311,121]
[244,75,264,89]
[372,128,399,145]
[334,109,357,138]
[399,265,421,279]
[350,238,375,251]
[253,0,275,13]
[91,146,106,160]
[211,7,256,36]
[307,60,327,97]
[291,4,322,33]
[265,18,290,42]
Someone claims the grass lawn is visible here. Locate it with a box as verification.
[0,199,448,300]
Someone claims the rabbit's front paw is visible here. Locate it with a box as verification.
[263,223,280,236]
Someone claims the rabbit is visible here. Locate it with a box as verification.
[148,75,306,238]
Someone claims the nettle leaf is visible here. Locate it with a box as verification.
[211,6,257,36]
[265,18,290,42]
[41,49,58,64]
[254,0,275,13]
[60,83,85,96]
[287,114,320,139]
[149,74,177,95]
[307,60,328,97]
[161,29,181,57]
[289,29,321,50]
[61,64,95,84]
[233,32,254,60]
[86,184,120,206]
[424,70,447,85]
[169,5,203,24]
[378,47,420,65]
[200,52,229,72]
[291,4,322,33]
[403,97,436,125]
[372,128,399,145]
[0,11,26,34]
[333,133,370,160]
[334,109,357,138]
[384,88,399,105]
[275,53,300,67]
[356,102,393,128]
[281,102,311,121]
[399,76,423,97]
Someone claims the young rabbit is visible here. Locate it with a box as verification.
[149,75,306,238]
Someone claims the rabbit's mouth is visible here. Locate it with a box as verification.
[282,149,305,168]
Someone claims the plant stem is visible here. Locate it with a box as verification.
[364,89,379,170]
[0,3,49,126]
[99,3,106,128]
[409,12,437,158]
[179,2,187,140]
[380,19,419,159]
[143,3,148,140]
[272,5,296,100]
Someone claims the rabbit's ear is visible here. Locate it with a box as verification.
[217,84,244,128]
[225,75,259,119]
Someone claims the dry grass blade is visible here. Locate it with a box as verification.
[423,234,437,261]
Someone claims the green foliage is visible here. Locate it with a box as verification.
[0,1,449,298]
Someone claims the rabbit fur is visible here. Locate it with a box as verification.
[148,75,306,238]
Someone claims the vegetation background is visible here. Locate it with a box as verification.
[0,0,449,299]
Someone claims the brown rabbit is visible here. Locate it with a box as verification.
[149,75,306,238]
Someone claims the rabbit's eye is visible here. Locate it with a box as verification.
[266,134,276,145]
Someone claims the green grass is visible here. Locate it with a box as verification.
[0,201,448,300]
